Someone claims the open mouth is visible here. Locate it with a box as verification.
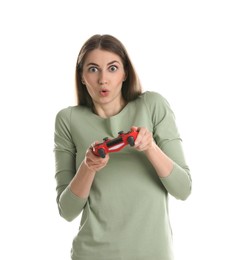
[100,89,109,96]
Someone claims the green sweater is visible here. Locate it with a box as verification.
[54,91,192,260]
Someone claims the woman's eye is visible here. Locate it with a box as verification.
[109,65,118,72]
[88,67,98,72]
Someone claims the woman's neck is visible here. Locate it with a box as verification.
[93,98,127,118]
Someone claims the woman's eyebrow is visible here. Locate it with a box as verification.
[107,60,121,65]
[86,62,99,67]
[86,60,121,67]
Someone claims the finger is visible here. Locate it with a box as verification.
[137,133,155,151]
[86,154,109,171]
[131,126,139,131]
[134,127,147,147]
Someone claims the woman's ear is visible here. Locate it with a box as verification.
[81,78,85,85]
[123,71,128,81]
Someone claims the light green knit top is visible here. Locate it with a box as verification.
[54,91,192,260]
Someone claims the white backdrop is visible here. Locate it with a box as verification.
[0,0,231,259]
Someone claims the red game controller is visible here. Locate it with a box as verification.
[92,130,139,158]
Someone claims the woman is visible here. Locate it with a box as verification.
[54,34,192,260]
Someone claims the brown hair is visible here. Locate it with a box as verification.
[75,34,142,108]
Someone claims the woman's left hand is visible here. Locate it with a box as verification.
[131,126,156,152]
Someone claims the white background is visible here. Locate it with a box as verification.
[0,0,231,259]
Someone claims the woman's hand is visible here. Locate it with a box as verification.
[84,142,110,173]
[131,126,174,178]
[70,142,109,198]
[131,126,156,153]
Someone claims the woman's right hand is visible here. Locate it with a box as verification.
[70,142,109,198]
[84,142,110,173]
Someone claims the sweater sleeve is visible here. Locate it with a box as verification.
[54,107,87,221]
[145,92,192,200]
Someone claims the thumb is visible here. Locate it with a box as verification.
[131,126,139,131]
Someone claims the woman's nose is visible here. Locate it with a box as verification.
[98,71,108,85]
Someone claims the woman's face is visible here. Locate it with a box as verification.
[81,49,126,109]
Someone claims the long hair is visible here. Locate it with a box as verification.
[75,34,142,108]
